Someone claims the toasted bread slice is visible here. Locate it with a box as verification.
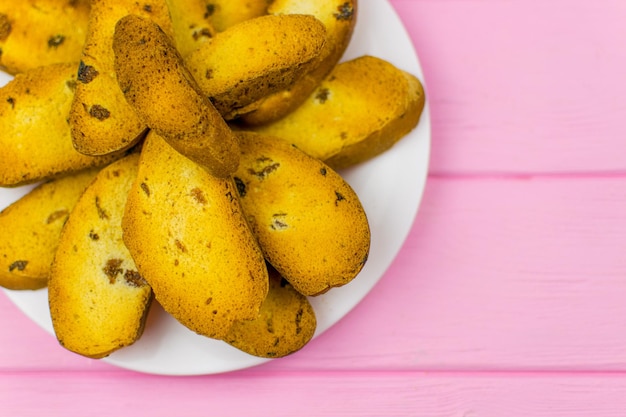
[48,153,153,359]
[233,131,370,296]
[69,0,173,156]
[224,265,316,358]
[0,0,90,75]
[0,168,99,290]
[250,55,426,169]
[113,14,240,178]
[239,0,357,125]
[0,62,121,187]
[122,131,268,340]
[184,13,326,120]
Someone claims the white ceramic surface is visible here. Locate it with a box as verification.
[0,0,431,375]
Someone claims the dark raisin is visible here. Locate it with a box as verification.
[192,28,213,41]
[204,4,216,18]
[234,177,246,197]
[103,259,123,283]
[8,260,27,272]
[89,105,110,120]
[335,191,346,205]
[48,35,65,48]
[77,61,99,84]
[334,2,354,21]
[315,88,330,103]
[175,239,187,253]
[295,308,304,334]
[123,269,147,287]
[248,161,279,180]
[140,182,150,196]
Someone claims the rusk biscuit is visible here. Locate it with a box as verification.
[48,153,153,359]
[224,265,317,358]
[113,14,240,178]
[239,0,357,125]
[0,62,120,187]
[184,13,327,120]
[0,0,90,74]
[69,0,174,156]
[0,168,99,290]
[122,132,268,340]
[250,55,426,169]
[233,131,370,296]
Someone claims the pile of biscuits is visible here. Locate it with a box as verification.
[0,0,425,360]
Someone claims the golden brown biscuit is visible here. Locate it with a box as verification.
[249,55,426,169]
[122,131,268,340]
[113,14,240,178]
[233,131,370,296]
[0,62,121,187]
[184,13,327,120]
[48,153,153,359]
[224,265,316,358]
[0,0,90,75]
[0,168,99,291]
[69,0,174,156]
[239,0,357,125]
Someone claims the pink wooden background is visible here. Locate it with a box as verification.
[3,0,626,415]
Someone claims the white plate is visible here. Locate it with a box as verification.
[0,0,431,375]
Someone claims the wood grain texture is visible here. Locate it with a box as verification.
[2,371,626,417]
[394,0,626,174]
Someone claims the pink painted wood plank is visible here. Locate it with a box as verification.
[0,293,115,372]
[392,0,626,174]
[269,175,626,371]
[2,371,626,417]
[3,176,626,372]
